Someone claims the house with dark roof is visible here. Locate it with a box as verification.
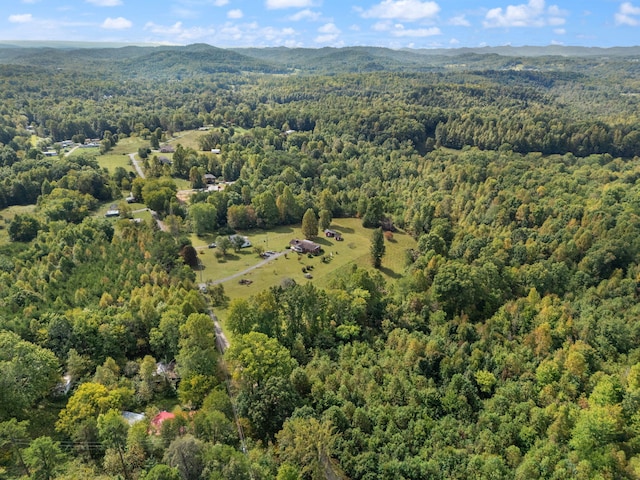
[324,229,343,241]
[289,239,321,255]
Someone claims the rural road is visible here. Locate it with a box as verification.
[210,310,229,352]
[200,250,286,287]
[128,152,145,178]
[64,144,81,157]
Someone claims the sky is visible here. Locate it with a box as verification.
[2,0,640,49]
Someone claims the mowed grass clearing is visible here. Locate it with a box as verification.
[96,136,148,174]
[198,218,416,320]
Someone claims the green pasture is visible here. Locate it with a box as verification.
[67,146,99,159]
[109,136,148,155]
[165,130,205,151]
[97,153,135,174]
[198,218,416,320]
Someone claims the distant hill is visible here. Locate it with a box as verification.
[410,45,640,57]
[0,43,287,77]
[0,42,638,78]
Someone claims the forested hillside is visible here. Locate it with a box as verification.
[0,44,640,479]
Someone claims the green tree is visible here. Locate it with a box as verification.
[215,235,233,256]
[253,190,279,228]
[238,375,300,442]
[318,209,332,232]
[98,409,130,480]
[276,186,300,225]
[0,419,31,476]
[8,213,40,242]
[370,227,385,268]
[362,196,383,228]
[164,434,205,480]
[226,332,297,394]
[189,202,217,236]
[189,166,204,189]
[143,464,181,480]
[56,382,133,438]
[276,417,336,480]
[176,313,218,407]
[23,436,65,480]
[301,208,319,239]
[0,332,59,420]
[149,307,186,362]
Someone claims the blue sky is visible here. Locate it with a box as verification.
[2,0,640,49]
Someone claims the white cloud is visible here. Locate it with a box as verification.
[390,24,441,36]
[315,22,341,43]
[21,0,39,3]
[87,0,123,6]
[288,9,321,21]
[615,2,640,26]
[144,20,299,46]
[318,22,340,34]
[8,14,33,23]
[449,38,460,44]
[362,0,440,21]
[483,0,567,28]
[213,0,229,5]
[266,0,313,9]
[448,15,470,26]
[172,7,199,19]
[101,17,132,29]
[372,21,391,31]
[228,9,243,19]
[554,28,565,34]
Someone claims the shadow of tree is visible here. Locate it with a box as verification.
[379,266,401,279]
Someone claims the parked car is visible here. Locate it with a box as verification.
[208,243,217,248]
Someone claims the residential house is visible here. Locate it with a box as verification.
[289,239,321,255]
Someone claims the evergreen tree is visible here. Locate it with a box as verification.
[318,209,332,232]
[370,227,385,268]
[301,208,318,239]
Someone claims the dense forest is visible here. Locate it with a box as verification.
[0,43,640,479]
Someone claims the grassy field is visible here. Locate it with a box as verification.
[165,130,206,151]
[68,146,99,159]
[95,136,149,174]
[197,218,416,319]
[97,153,134,174]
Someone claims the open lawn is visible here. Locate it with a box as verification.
[97,153,135,174]
[0,204,37,244]
[68,146,99,159]
[164,127,247,152]
[165,130,206,151]
[109,136,148,156]
[198,218,416,320]
[96,136,148,174]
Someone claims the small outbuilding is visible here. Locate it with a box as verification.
[324,229,343,241]
[204,174,216,184]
